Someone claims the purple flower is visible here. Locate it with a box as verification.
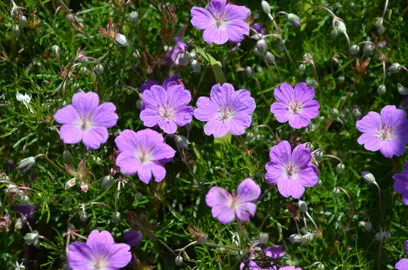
[164,37,188,66]
[13,204,35,220]
[68,230,131,270]
[265,141,318,199]
[124,230,142,247]
[140,74,182,93]
[205,178,260,224]
[140,82,193,134]
[270,82,320,129]
[190,0,250,45]
[140,80,158,93]
[253,23,266,35]
[396,240,408,270]
[54,91,118,149]
[393,162,408,205]
[240,246,284,270]
[194,83,256,138]
[115,129,176,184]
[279,267,302,270]
[356,105,408,158]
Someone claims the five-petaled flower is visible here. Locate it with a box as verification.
[393,162,408,205]
[270,82,320,129]
[356,105,408,158]
[190,0,250,45]
[54,91,118,150]
[67,230,131,270]
[140,81,193,134]
[115,129,176,184]
[205,178,260,224]
[194,83,256,138]
[265,141,318,199]
[395,240,408,270]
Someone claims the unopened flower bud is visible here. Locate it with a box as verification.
[136,99,143,110]
[303,53,313,60]
[128,11,139,24]
[389,63,401,73]
[112,212,121,224]
[52,45,59,55]
[302,232,315,243]
[261,1,271,14]
[331,28,339,37]
[12,24,21,37]
[337,76,345,85]
[245,66,254,77]
[336,163,345,174]
[79,66,88,74]
[80,58,89,67]
[264,52,275,64]
[115,33,130,48]
[62,150,72,163]
[256,39,267,54]
[374,17,383,28]
[15,191,30,204]
[352,107,362,119]
[102,175,114,189]
[378,25,386,35]
[80,210,88,222]
[332,187,342,195]
[376,84,386,96]
[14,218,24,231]
[178,52,190,65]
[363,44,374,56]
[334,20,347,34]
[314,149,323,161]
[19,16,28,27]
[258,233,269,244]
[18,157,36,172]
[174,135,190,149]
[24,231,39,245]
[175,255,183,266]
[350,44,360,56]
[361,171,376,184]
[94,64,104,75]
[298,200,308,213]
[191,60,201,73]
[299,63,306,73]
[358,221,372,231]
[330,108,339,117]
[398,84,408,95]
[287,13,301,27]
[317,263,325,270]
[288,234,302,243]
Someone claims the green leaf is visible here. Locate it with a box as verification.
[213,132,231,158]
[195,47,226,84]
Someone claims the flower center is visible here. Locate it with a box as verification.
[80,117,92,131]
[376,125,394,140]
[217,106,234,120]
[285,163,297,179]
[228,196,240,210]
[288,100,303,114]
[159,105,176,121]
[92,257,108,270]
[213,14,227,29]
[136,149,152,163]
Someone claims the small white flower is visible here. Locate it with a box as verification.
[15,261,26,270]
[16,92,33,112]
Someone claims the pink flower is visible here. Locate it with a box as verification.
[205,178,260,224]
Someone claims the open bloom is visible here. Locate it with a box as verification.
[194,83,256,138]
[270,82,320,129]
[54,91,118,149]
[164,37,188,66]
[140,82,193,134]
[206,178,260,224]
[265,141,318,199]
[115,129,176,184]
[356,105,408,158]
[396,240,408,269]
[393,162,408,205]
[240,246,284,270]
[190,0,250,45]
[68,230,131,270]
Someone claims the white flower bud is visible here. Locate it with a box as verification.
[24,231,39,245]
[330,108,339,117]
[377,85,386,95]
[336,163,345,174]
[94,64,104,75]
[175,255,183,266]
[299,64,306,73]
[256,39,267,54]
[80,210,88,222]
[14,218,24,231]
[334,20,347,34]
[136,99,144,110]
[314,149,323,161]
[102,175,114,189]
[389,63,401,73]
[288,234,302,243]
[350,44,360,56]
[52,45,60,55]
[245,66,254,77]
[358,221,372,232]
[191,60,201,73]
[302,232,315,243]
[264,51,275,64]
[115,33,130,48]
[19,16,28,27]
[12,24,21,37]
[337,76,345,85]
[128,11,139,23]
[374,17,383,28]
[258,233,269,244]
[261,1,271,14]
[332,187,342,195]
[80,58,89,67]
[174,135,190,149]
[317,263,325,270]
[363,44,374,56]
[15,191,30,204]
[112,212,121,224]
[298,200,308,213]
[17,157,36,172]
[63,150,72,163]
[287,13,301,27]
[361,171,376,184]
[378,26,386,35]
[398,84,408,95]
[178,52,190,65]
